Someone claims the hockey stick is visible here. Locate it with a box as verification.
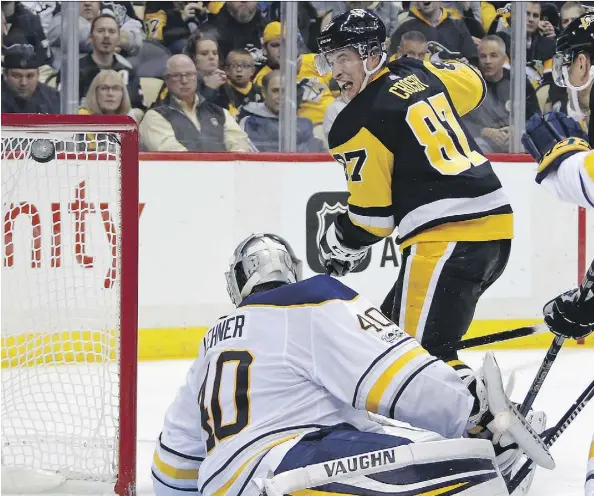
[518,334,565,416]
[507,378,594,493]
[518,259,594,416]
[432,324,547,355]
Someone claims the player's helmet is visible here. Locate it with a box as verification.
[225,233,303,307]
[553,12,594,88]
[315,9,387,76]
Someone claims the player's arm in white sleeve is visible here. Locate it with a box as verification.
[152,356,206,495]
[289,278,473,439]
[540,150,594,208]
[586,431,594,496]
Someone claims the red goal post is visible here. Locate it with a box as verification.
[1,114,139,495]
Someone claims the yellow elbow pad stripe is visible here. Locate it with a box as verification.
[538,138,591,173]
[365,347,426,413]
[153,451,199,480]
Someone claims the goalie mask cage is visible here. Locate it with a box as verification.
[1,114,139,495]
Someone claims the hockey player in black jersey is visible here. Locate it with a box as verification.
[316,10,513,373]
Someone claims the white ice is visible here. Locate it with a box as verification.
[136,348,593,495]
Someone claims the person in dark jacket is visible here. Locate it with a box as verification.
[239,70,326,152]
[2,1,52,67]
[390,1,478,66]
[57,14,147,122]
[203,1,264,60]
[224,48,262,115]
[464,35,540,153]
[143,1,210,54]
[1,43,59,113]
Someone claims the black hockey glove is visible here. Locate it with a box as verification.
[522,112,590,183]
[543,288,594,339]
[319,223,369,277]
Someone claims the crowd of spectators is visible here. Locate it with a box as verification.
[2,1,594,153]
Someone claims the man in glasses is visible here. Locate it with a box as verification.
[139,53,249,152]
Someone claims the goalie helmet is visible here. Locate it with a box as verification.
[553,13,594,89]
[225,233,303,307]
[315,9,387,76]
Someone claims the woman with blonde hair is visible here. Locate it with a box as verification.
[78,70,132,152]
[79,69,132,116]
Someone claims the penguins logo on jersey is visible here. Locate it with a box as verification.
[580,14,594,30]
[305,191,372,273]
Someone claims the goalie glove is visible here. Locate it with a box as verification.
[467,352,555,473]
[543,288,594,339]
[521,112,590,183]
[318,223,369,277]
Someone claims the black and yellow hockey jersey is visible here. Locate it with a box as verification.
[328,57,514,250]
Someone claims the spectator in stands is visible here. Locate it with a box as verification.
[225,48,262,115]
[392,30,429,61]
[464,35,540,153]
[312,1,401,37]
[78,70,131,152]
[20,1,56,37]
[1,43,59,113]
[441,1,485,43]
[69,14,146,122]
[253,21,281,86]
[79,69,131,116]
[547,2,587,112]
[2,2,52,73]
[540,2,559,39]
[140,54,250,152]
[253,20,334,136]
[185,31,230,108]
[48,1,142,67]
[390,1,478,65]
[143,2,210,54]
[560,2,586,31]
[204,1,264,60]
[240,70,326,152]
[524,1,556,87]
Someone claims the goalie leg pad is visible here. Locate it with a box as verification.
[255,427,508,496]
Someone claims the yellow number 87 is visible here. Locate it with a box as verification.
[406,92,487,175]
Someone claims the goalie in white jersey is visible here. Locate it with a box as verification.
[152,233,553,496]
[522,12,594,496]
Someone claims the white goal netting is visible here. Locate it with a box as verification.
[1,130,127,492]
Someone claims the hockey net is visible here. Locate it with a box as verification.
[1,114,139,495]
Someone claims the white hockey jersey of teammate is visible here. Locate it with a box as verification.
[152,275,474,496]
[541,150,594,208]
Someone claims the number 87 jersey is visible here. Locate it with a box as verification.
[151,275,474,496]
[328,57,513,251]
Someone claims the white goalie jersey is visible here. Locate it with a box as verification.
[152,275,473,496]
[541,150,594,208]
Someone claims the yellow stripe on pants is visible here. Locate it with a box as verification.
[401,242,452,343]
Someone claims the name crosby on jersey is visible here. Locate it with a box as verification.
[388,74,429,99]
[203,314,246,352]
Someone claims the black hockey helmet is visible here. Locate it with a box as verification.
[315,9,386,75]
[553,12,594,87]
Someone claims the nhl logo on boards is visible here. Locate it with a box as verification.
[305,191,372,273]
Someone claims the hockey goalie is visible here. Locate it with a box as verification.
[151,233,554,496]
